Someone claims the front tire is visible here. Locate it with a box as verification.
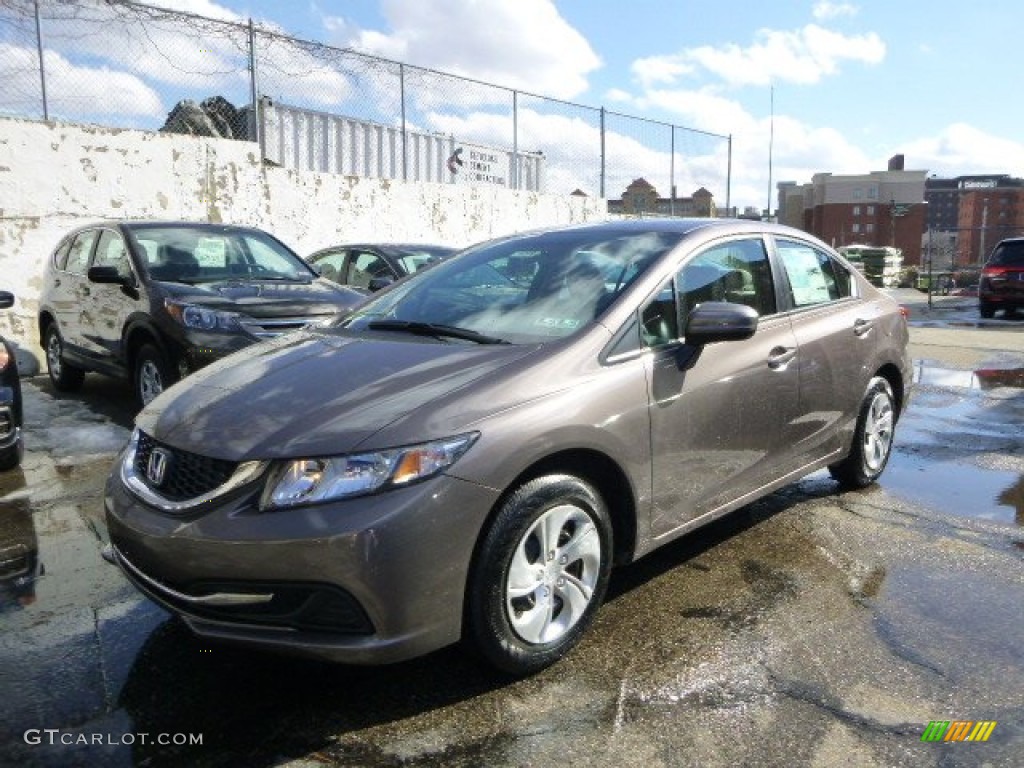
[45,326,85,392]
[466,474,612,676]
[829,376,896,489]
[979,301,995,319]
[134,343,177,407]
[0,436,22,471]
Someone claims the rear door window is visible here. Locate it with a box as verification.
[65,230,98,275]
[775,239,852,308]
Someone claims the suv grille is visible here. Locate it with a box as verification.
[134,431,238,502]
[238,315,325,339]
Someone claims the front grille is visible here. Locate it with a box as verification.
[238,315,323,339]
[134,431,238,502]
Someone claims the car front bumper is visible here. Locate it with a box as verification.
[103,467,500,664]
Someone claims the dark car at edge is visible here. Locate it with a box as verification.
[38,221,366,406]
[0,290,24,471]
[103,218,912,675]
[979,237,1024,318]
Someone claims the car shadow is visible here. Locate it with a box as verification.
[30,374,138,430]
[103,475,845,767]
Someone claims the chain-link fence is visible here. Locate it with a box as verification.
[1,0,732,205]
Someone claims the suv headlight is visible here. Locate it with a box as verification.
[260,433,479,510]
[165,300,241,331]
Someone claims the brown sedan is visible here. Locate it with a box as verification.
[103,218,911,675]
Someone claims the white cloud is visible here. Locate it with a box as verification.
[322,0,602,100]
[0,43,163,119]
[812,2,859,21]
[902,123,1024,177]
[633,24,884,89]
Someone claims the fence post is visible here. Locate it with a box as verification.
[33,0,48,120]
[247,18,262,157]
[726,134,733,217]
[599,107,606,199]
[512,90,518,190]
[669,125,676,216]
[401,64,409,182]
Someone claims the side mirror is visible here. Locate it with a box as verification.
[0,290,13,310]
[368,275,395,291]
[88,265,130,286]
[684,301,759,345]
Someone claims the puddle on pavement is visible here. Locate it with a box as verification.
[913,362,1024,390]
[890,362,1024,525]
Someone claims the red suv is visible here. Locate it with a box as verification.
[980,238,1024,318]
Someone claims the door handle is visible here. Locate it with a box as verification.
[767,346,797,369]
[853,318,874,337]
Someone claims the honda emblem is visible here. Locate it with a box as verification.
[146,448,171,486]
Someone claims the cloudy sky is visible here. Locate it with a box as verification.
[6,0,1024,212]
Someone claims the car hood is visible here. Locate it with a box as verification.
[157,278,365,316]
[138,330,539,461]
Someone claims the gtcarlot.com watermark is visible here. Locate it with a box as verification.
[24,729,203,747]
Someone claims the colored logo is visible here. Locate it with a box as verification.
[921,721,996,742]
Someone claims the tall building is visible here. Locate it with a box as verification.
[925,175,1024,266]
[607,179,716,217]
[777,155,928,265]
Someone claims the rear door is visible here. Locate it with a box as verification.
[51,229,100,356]
[771,237,876,466]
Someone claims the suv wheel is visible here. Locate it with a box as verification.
[45,326,85,391]
[0,435,23,471]
[465,474,612,675]
[135,344,177,407]
[829,376,896,489]
[980,301,995,319]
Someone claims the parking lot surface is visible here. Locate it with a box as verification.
[0,293,1021,767]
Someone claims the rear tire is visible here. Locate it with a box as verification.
[979,302,995,319]
[829,376,896,489]
[465,474,612,676]
[134,343,177,407]
[45,326,85,392]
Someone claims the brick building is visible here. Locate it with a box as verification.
[777,155,928,266]
[925,175,1024,266]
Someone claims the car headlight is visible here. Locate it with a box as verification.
[165,300,241,331]
[260,433,479,510]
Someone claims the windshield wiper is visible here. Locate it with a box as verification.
[367,320,508,345]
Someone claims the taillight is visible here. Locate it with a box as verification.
[982,267,1008,277]
[898,306,910,319]
[0,345,9,372]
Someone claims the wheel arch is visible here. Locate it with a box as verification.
[468,447,639,583]
[874,362,905,419]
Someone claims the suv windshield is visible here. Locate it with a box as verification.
[989,240,1024,267]
[128,226,315,284]
[341,229,681,344]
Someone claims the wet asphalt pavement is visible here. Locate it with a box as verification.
[0,290,1022,767]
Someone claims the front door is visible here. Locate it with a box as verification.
[82,228,143,374]
[644,236,800,539]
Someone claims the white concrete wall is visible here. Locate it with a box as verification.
[0,117,607,372]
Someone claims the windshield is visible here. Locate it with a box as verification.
[128,226,316,284]
[340,229,681,344]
